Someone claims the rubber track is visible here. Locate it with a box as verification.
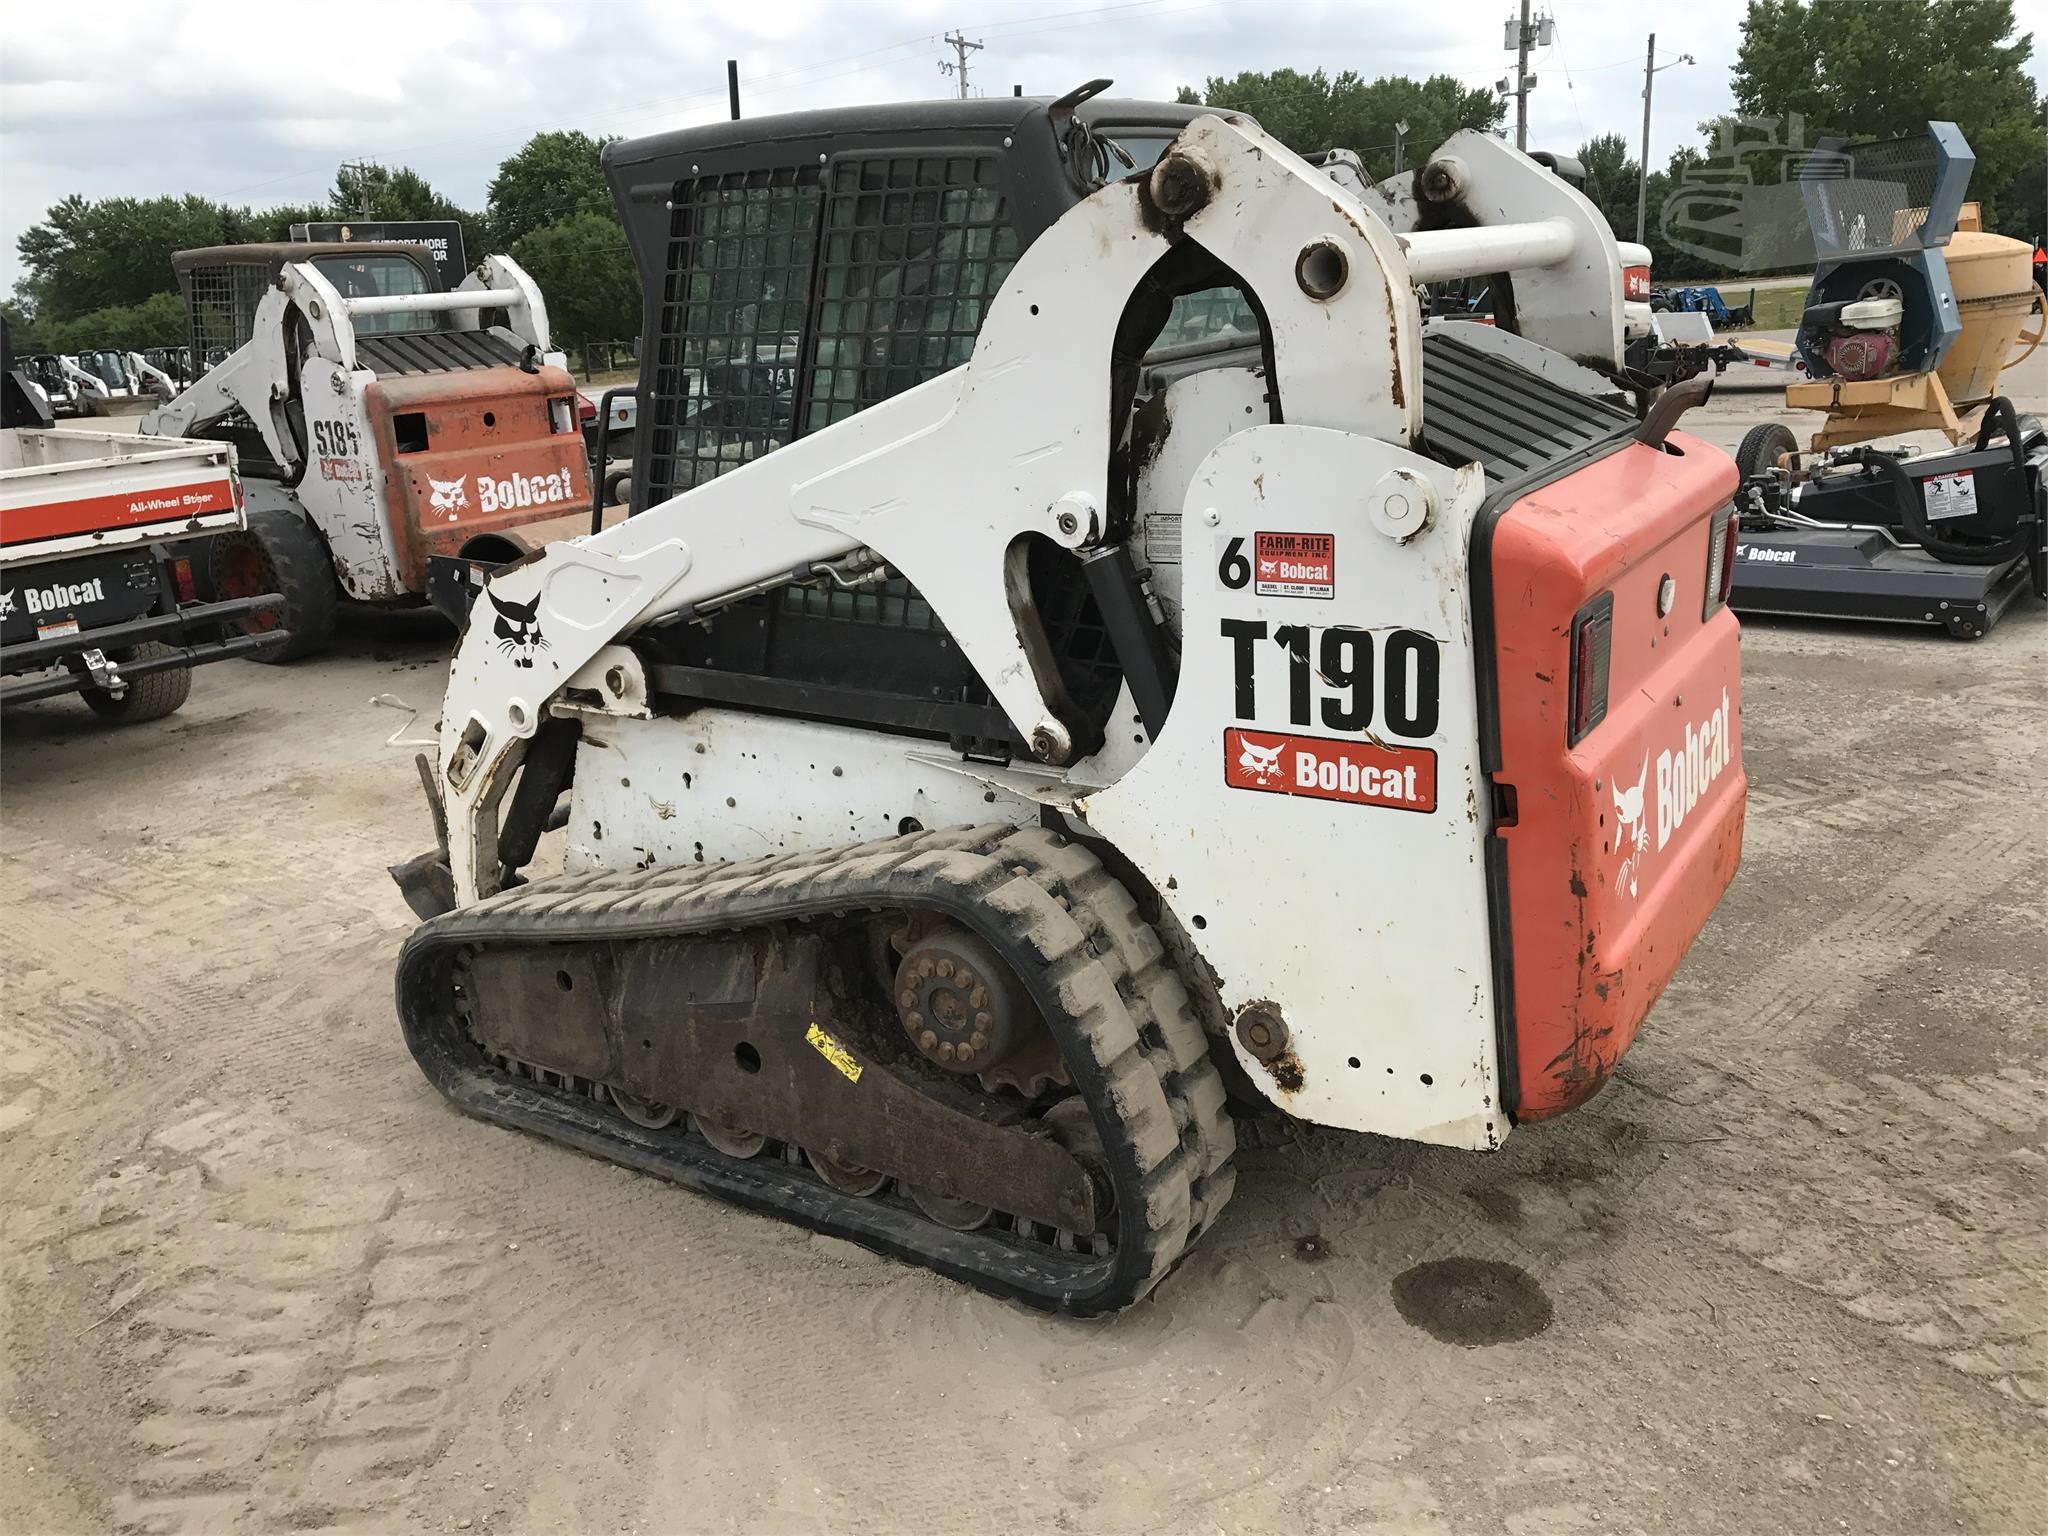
[396,824,1236,1314]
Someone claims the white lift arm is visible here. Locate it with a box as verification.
[127,351,179,402]
[59,356,110,402]
[434,112,1642,901]
[141,253,561,471]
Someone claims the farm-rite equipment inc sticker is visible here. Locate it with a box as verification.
[1254,532,1334,599]
[1224,727,1437,813]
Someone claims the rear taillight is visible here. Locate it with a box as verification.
[1568,592,1613,745]
[171,557,197,604]
[1704,507,1738,616]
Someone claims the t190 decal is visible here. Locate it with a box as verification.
[1219,619,1440,739]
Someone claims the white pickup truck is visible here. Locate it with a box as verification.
[1,424,288,721]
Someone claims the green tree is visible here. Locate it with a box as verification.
[1174,69,1505,180]
[1575,133,1638,234]
[15,193,259,319]
[1,300,51,353]
[489,131,618,250]
[511,212,639,343]
[1731,0,2045,236]
[1568,137,1717,277]
[43,291,187,353]
[329,164,478,228]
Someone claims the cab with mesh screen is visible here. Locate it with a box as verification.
[605,95,1208,751]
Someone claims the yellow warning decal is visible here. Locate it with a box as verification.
[806,1022,863,1083]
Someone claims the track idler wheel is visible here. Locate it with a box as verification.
[693,1115,766,1159]
[808,1149,887,1196]
[908,1185,995,1231]
[607,1087,680,1129]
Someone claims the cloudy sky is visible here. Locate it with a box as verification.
[3,0,2038,297]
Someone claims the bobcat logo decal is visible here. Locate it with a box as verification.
[426,474,469,520]
[1236,737,1285,785]
[1613,755,1649,898]
[0,589,15,620]
[487,589,548,669]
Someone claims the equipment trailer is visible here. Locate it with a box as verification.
[393,91,1747,1312]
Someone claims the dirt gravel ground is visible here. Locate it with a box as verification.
[2,368,2044,1536]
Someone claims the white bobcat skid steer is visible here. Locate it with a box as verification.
[141,242,592,659]
[393,94,1746,1314]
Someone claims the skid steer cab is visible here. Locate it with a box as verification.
[137,241,590,659]
[392,88,1746,1314]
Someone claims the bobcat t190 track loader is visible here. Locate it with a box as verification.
[392,89,1748,1313]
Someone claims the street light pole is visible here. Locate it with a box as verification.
[1637,34,1695,244]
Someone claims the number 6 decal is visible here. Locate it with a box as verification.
[1216,535,1250,590]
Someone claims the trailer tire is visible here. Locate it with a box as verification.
[81,643,191,724]
[602,467,632,508]
[208,509,337,662]
[1736,422,1799,479]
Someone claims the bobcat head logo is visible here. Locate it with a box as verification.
[427,474,469,519]
[488,589,548,669]
[0,589,15,620]
[1613,755,1649,897]
[1237,737,1285,785]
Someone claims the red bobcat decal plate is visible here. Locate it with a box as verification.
[1224,728,1436,813]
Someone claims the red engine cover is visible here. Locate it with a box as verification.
[1823,330,1895,382]
[1487,432,1747,1119]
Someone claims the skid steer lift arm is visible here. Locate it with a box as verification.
[142,255,554,480]
[434,113,1632,907]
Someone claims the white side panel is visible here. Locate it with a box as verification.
[1084,423,1502,1149]
[293,360,400,599]
[564,710,1037,873]
[1133,366,1269,632]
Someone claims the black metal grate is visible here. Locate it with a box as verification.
[646,166,821,507]
[1802,134,1944,255]
[1420,330,1634,485]
[803,154,1019,430]
[184,262,271,363]
[354,331,524,377]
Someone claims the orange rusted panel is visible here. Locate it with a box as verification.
[1489,431,1747,1119]
[364,365,592,592]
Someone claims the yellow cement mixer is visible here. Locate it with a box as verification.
[1725,122,2045,640]
[1776,120,2046,449]
[1784,205,2043,448]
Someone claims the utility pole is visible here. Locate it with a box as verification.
[1636,35,1696,242]
[1393,119,1409,177]
[727,59,741,121]
[938,31,983,99]
[1514,0,1532,150]
[1499,5,1550,151]
[337,160,375,219]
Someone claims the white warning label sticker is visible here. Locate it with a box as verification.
[1923,471,1978,522]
